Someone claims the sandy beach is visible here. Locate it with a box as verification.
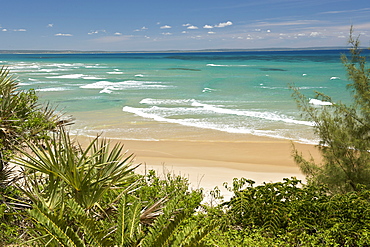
[76,133,321,197]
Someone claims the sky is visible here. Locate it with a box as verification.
[0,0,369,51]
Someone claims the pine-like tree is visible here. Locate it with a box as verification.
[292,27,370,193]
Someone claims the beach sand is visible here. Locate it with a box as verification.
[76,133,321,198]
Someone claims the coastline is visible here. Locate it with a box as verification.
[75,134,321,196]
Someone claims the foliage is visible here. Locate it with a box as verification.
[0,66,73,245]
[213,177,370,246]
[135,169,204,214]
[13,128,217,246]
[205,228,287,247]
[291,27,370,193]
[0,185,29,246]
[0,66,72,188]
[15,127,138,210]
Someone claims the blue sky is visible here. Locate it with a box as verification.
[1,0,369,51]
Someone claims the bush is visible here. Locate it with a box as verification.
[216,177,370,246]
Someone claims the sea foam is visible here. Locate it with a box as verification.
[36,87,70,92]
[122,105,313,140]
[140,98,194,105]
[46,74,85,79]
[206,64,251,67]
[80,80,173,91]
[107,71,124,74]
[309,99,333,106]
[191,101,314,126]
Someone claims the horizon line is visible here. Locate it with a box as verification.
[0,46,354,54]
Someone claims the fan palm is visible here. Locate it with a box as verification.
[15,127,138,210]
[16,129,217,246]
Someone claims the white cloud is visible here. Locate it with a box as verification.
[160,25,171,29]
[187,25,198,30]
[203,25,213,29]
[267,30,271,33]
[88,30,106,35]
[182,31,188,34]
[47,24,53,28]
[55,33,73,37]
[182,23,192,27]
[215,21,233,28]
[310,32,321,37]
[114,32,123,36]
[162,32,172,35]
[134,26,148,32]
[208,31,215,34]
[14,29,26,32]
[2,29,7,32]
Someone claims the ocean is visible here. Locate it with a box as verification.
[1,50,359,144]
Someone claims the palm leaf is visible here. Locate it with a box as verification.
[28,201,86,247]
[142,211,188,247]
[66,199,110,246]
[15,127,138,209]
[114,194,143,246]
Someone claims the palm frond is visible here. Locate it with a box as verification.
[142,211,188,247]
[28,201,86,247]
[114,194,143,246]
[15,127,138,209]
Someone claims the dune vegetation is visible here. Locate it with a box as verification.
[1,29,370,246]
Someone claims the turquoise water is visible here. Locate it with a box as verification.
[0,50,357,143]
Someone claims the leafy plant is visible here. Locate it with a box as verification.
[13,127,217,246]
[291,27,370,193]
[15,127,138,210]
[217,177,370,246]
[0,66,72,188]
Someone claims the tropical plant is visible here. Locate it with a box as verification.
[25,188,217,247]
[13,127,217,246]
[15,127,138,210]
[291,27,370,193]
[0,66,72,187]
[0,66,74,245]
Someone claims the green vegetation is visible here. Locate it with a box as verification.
[0,67,72,245]
[0,67,72,186]
[207,178,370,246]
[291,28,370,194]
[1,28,370,246]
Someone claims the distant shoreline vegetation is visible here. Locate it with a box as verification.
[0,46,356,54]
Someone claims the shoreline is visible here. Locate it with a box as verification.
[75,134,321,196]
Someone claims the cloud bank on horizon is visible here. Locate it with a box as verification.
[0,0,369,51]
